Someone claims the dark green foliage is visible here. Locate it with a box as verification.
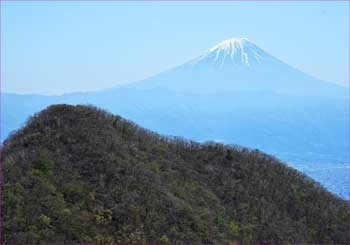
[31,149,53,177]
[2,104,350,243]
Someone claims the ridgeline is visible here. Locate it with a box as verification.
[2,104,349,243]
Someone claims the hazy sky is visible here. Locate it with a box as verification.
[2,1,349,95]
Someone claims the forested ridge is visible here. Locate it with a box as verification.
[2,104,349,243]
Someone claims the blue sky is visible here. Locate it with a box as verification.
[1,1,349,95]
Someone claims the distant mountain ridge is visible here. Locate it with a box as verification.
[3,104,349,243]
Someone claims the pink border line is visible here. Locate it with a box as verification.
[0,0,350,2]
[0,0,349,244]
[1,0,3,243]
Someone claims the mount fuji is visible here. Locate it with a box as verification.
[127,38,347,97]
[2,38,349,198]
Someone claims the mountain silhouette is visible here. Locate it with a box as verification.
[2,104,349,243]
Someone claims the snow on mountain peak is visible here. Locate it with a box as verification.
[195,38,269,67]
[209,37,249,52]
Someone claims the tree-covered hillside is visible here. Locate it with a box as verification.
[2,104,349,243]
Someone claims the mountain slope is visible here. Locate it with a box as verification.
[2,89,349,199]
[127,38,347,97]
[2,104,349,243]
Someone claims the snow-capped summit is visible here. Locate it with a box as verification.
[193,38,269,67]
